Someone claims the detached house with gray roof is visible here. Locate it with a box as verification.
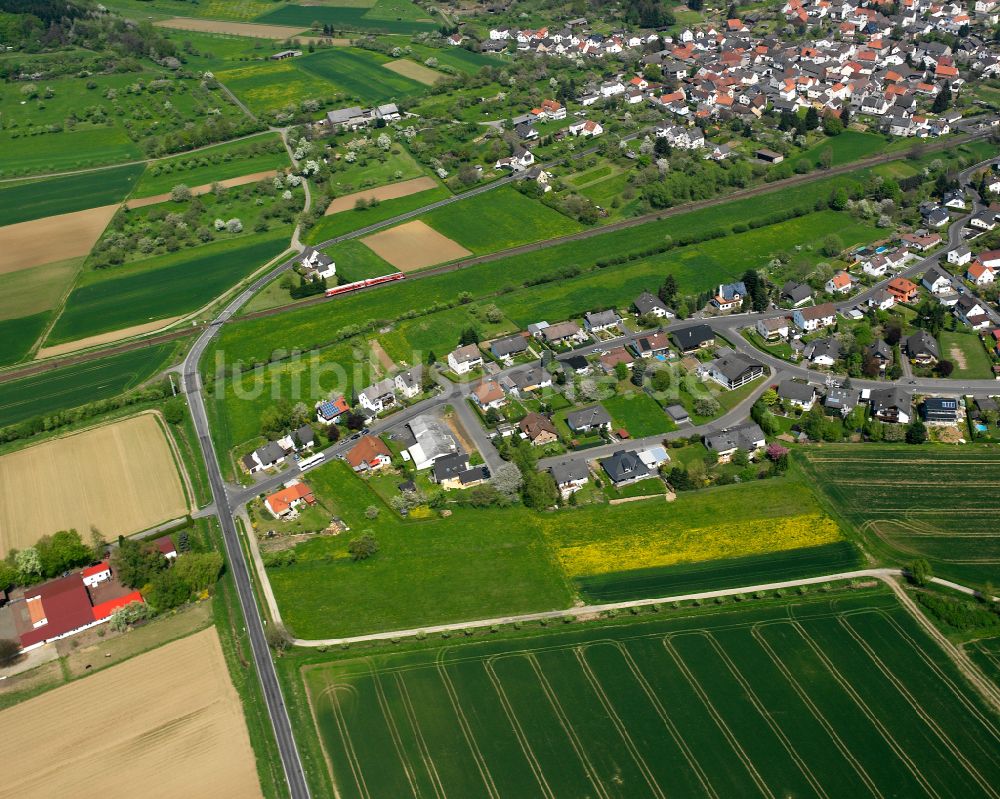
[583,309,622,332]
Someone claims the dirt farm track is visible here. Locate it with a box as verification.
[0,413,189,556]
[1,628,263,799]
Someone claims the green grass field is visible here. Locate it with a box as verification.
[104,0,276,21]
[305,184,449,244]
[48,232,288,344]
[256,2,439,34]
[294,48,427,103]
[0,312,50,367]
[0,343,178,427]
[603,391,671,437]
[938,330,994,379]
[576,541,861,601]
[797,446,1000,587]
[323,239,398,283]
[131,134,288,197]
[0,127,143,177]
[420,187,583,255]
[0,258,80,322]
[0,164,144,225]
[301,591,1000,798]
[259,464,846,639]
[795,131,889,169]
[264,462,572,639]
[215,60,336,114]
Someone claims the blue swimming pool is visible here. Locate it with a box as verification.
[976,423,988,432]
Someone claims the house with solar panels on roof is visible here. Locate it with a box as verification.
[316,395,350,425]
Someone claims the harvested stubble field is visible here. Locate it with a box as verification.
[361,219,472,271]
[0,413,189,555]
[382,58,441,84]
[0,204,119,275]
[2,627,263,799]
[796,446,1000,586]
[304,592,1000,799]
[324,176,437,214]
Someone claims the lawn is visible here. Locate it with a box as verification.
[794,131,888,169]
[264,462,572,638]
[796,446,1000,587]
[256,3,439,34]
[305,184,450,243]
[938,330,994,379]
[0,343,178,428]
[299,590,1000,799]
[603,390,672,437]
[419,186,583,255]
[48,232,289,343]
[131,133,289,197]
[0,163,144,225]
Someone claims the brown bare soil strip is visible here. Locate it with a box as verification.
[127,170,280,206]
[368,339,396,374]
[383,58,443,85]
[1,627,263,799]
[154,16,308,38]
[324,176,437,215]
[35,316,183,359]
[362,220,471,272]
[0,204,118,275]
[0,413,189,556]
[948,344,968,370]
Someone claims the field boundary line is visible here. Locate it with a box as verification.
[393,673,447,799]
[788,620,941,798]
[301,676,345,799]
[370,670,421,798]
[610,641,719,798]
[432,656,500,799]
[872,611,1000,746]
[882,577,1000,713]
[525,652,611,799]
[699,632,829,799]
[482,658,555,799]
[750,623,883,798]
[573,647,666,799]
[837,617,1000,796]
[661,636,775,799]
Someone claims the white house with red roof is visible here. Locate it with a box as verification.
[264,481,316,519]
[82,562,111,588]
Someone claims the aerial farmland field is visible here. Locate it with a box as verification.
[0,164,144,226]
[47,232,289,344]
[0,342,178,428]
[301,591,1000,798]
[796,446,1000,587]
[256,1,439,34]
[1,627,263,799]
[0,412,190,555]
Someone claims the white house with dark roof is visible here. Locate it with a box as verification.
[447,344,483,374]
[358,378,397,413]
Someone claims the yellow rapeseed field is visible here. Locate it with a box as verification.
[551,513,841,577]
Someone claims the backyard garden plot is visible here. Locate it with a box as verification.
[361,220,472,271]
[0,413,188,555]
[797,446,1000,586]
[48,232,288,344]
[0,164,143,227]
[304,592,1000,799]
[419,186,584,255]
[2,628,263,799]
[0,343,177,428]
[938,330,994,380]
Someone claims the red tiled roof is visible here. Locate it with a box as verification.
[82,562,110,578]
[92,591,144,621]
[345,436,391,469]
[266,482,315,515]
[19,574,95,648]
[154,536,176,557]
